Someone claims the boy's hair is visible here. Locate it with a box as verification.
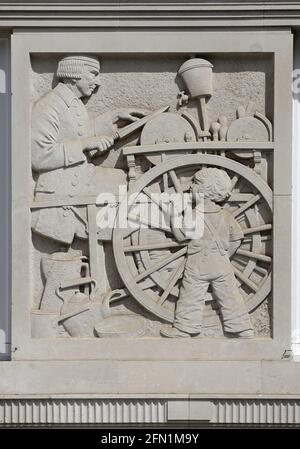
[193,167,232,202]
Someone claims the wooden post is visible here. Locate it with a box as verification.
[87,204,107,295]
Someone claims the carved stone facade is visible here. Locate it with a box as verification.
[1,1,299,427]
[30,53,273,341]
[8,28,291,357]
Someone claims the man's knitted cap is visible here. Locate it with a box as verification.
[57,54,100,79]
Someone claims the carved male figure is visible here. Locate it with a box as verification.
[161,167,254,338]
[31,54,139,245]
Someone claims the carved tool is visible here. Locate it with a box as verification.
[112,105,170,141]
[210,121,221,142]
[218,115,228,141]
[89,105,170,159]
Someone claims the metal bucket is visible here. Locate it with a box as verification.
[58,292,105,337]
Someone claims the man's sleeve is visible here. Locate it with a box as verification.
[92,112,116,138]
[228,212,244,241]
[31,100,85,172]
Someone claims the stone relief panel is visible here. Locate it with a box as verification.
[30,53,273,339]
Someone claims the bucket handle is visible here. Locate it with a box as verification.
[56,277,97,303]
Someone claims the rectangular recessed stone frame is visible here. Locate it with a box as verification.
[10,29,293,380]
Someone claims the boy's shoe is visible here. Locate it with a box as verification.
[224,329,254,339]
[160,325,192,338]
[236,329,254,339]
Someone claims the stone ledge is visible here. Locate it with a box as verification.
[0,361,300,396]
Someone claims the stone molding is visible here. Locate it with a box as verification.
[1,2,300,28]
[0,398,300,426]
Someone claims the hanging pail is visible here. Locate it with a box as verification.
[178,58,213,98]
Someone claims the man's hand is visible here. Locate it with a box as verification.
[112,109,146,125]
[83,135,114,158]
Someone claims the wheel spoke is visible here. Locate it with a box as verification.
[242,235,271,244]
[143,186,170,215]
[157,261,185,305]
[229,193,255,202]
[254,265,268,276]
[124,241,186,252]
[243,224,272,235]
[161,153,169,192]
[236,248,271,263]
[123,226,139,239]
[231,174,240,189]
[127,212,171,233]
[168,169,183,194]
[232,194,261,218]
[135,247,187,282]
[233,266,259,292]
[163,173,169,192]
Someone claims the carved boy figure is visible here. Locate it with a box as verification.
[161,167,254,338]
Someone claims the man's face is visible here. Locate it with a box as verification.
[75,64,100,97]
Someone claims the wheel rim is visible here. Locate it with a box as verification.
[113,154,273,323]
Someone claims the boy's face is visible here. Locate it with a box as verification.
[191,182,206,203]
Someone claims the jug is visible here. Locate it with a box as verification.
[39,252,89,313]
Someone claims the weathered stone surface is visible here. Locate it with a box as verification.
[0,0,297,427]
[28,53,274,343]
[31,54,272,130]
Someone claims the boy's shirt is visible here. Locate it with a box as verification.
[185,203,244,256]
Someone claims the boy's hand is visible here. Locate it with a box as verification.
[169,197,186,216]
[228,240,241,258]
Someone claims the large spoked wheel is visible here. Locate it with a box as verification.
[113,154,272,323]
